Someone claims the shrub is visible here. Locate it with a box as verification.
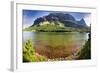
[23,39,48,62]
[77,33,91,59]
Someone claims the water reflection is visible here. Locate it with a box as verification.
[23,32,88,59]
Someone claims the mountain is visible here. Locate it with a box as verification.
[77,18,86,26]
[32,13,75,26]
[25,13,90,32]
[32,13,87,28]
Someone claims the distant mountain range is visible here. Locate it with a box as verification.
[31,13,88,28]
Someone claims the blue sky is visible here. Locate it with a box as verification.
[23,10,91,28]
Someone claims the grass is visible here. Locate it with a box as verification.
[23,24,90,32]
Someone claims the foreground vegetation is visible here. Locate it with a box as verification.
[23,39,47,62]
[76,33,91,59]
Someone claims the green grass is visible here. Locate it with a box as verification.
[24,24,90,32]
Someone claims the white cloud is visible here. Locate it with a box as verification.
[23,24,32,29]
[84,14,91,26]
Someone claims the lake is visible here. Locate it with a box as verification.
[23,32,88,59]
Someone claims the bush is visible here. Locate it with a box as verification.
[23,39,48,62]
[77,33,91,59]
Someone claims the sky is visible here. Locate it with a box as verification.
[23,10,91,29]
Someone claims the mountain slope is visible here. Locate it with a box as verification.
[25,13,90,32]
